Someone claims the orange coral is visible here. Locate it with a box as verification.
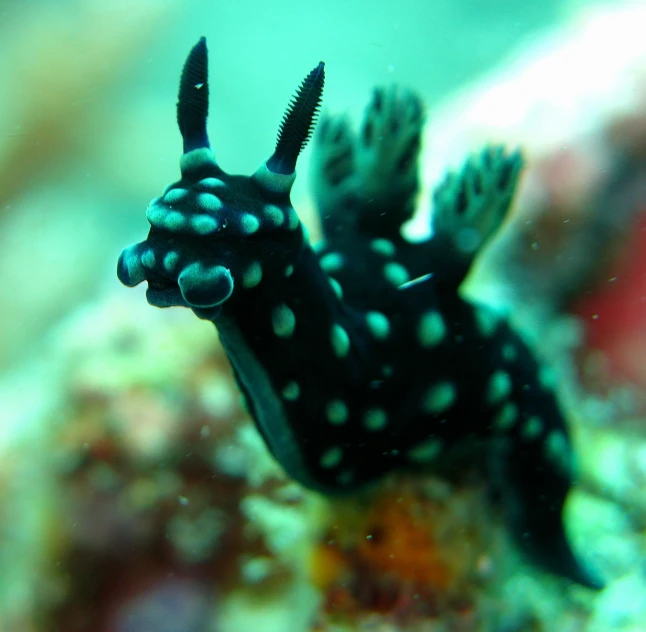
[310,476,495,624]
[356,493,451,589]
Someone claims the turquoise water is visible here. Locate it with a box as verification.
[0,1,644,630]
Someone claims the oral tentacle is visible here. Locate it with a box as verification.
[178,262,234,308]
[116,242,147,287]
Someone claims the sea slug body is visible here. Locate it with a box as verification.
[117,37,601,589]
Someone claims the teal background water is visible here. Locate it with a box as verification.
[0,0,614,369]
[0,1,643,630]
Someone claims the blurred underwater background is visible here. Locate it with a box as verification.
[2,0,646,629]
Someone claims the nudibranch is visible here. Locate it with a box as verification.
[117,38,601,588]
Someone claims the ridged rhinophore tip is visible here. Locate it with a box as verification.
[177,36,211,154]
[266,61,325,176]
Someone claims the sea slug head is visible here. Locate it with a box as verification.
[117,37,324,319]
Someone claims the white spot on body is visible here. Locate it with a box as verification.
[408,437,443,463]
[522,416,543,440]
[330,324,350,358]
[418,311,446,348]
[141,250,156,268]
[264,205,284,227]
[494,402,518,430]
[329,277,343,300]
[191,214,219,234]
[242,261,263,289]
[164,211,187,231]
[370,238,396,257]
[320,446,343,469]
[320,252,344,273]
[163,251,179,272]
[240,214,261,235]
[326,400,348,425]
[163,188,189,204]
[383,262,410,286]
[146,205,166,227]
[196,192,223,212]
[363,408,387,431]
[545,430,571,473]
[284,265,294,278]
[281,381,300,401]
[487,371,512,405]
[422,382,456,414]
[272,304,296,338]
[198,177,226,189]
[365,312,390,340]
